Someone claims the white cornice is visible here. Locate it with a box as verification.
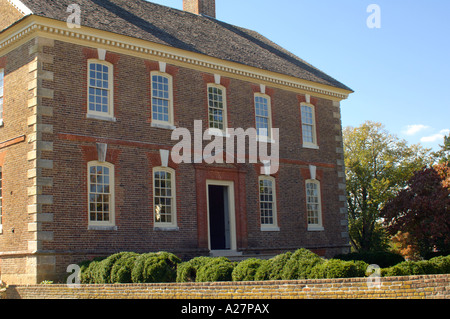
[0,17,352,101]
[7,0,33,15]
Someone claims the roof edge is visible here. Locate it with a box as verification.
[0,15,353,100]
[7,0,33,16]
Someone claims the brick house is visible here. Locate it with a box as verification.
[0,0,353,284]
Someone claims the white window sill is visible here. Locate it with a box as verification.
[303,144,319,150]
[308,226,324,232]
[86,113,117,122]
[207,128,230,138]
[257,136,276,144]
[0,225,3,234]
[0,119,4,127]
[151,122,176,130]
[88,225,118,231]
[154,226,179,231]
[261,226,280,232]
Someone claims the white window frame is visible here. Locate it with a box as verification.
[153,166,177,230]
[87,59,115,121]
[259,175,279,231]
[0,68,4,126]
[306,179,324,231]
[254,93,273,142]
[151,71,175,129]
[207,83,228,136]
[300,103,318,149]
[88,161,115,228]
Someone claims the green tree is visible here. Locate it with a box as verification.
[343,121,432,252]
[432,135,450,165]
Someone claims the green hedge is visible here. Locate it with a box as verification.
[79,250,450,284]
[308,259,368,279]
[110,252,139,283]
[232,258,265,282]
[197,258,235,282]
[79,251,180,284]
[254,252,292,281]
[281,248,325,280]
[176,256,213,283]
[131,252,180,283]
[234,250,368,281]
[176,256,235,283]
[334,251,405,268]
[381,255,450,277]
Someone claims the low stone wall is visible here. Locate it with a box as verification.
[3,275,449,299]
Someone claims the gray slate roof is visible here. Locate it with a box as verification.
[16,0,352,91]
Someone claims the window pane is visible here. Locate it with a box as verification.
[208,86,225,129]
[152,74,171,123]
[89,164,112,223]
[88,63,110,115]
[154,169,175,225]
[260,178,275,226]
[301,105,315,144]
[306,182,321,226]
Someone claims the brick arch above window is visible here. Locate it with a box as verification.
[82,48,120,65]
[202,73,230,88]
[250,84,274,98]
[144,60,179,77]
[146,151,178,170]
[300,167,324,181]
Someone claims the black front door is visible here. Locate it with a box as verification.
[208,185,230,250]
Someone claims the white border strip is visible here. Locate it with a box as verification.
[7,0,33,15]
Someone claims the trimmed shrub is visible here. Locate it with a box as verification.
[428,255,450,274]
[80,258,105,284]
[253,259,271,281]
[334,251,404,268]
[423,250,450,260]
[382,256,450,277]
[254,252,292,281]
[309,259,368,279]
[97,252,133,283]
[196,257,234,282]
[131,252,180,283]
[232,258,265,282]
[110,252,139,283]
[131,253,159,283]
[176,256,215,283]
[281,249,324,280]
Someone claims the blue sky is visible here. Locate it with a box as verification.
[148,0,450,151]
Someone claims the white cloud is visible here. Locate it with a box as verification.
[420,129,450,143]
[403,124,430,136]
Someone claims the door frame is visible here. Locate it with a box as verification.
[206,180,237,252]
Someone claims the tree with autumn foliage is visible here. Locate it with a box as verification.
[382,163,450,257]
[343,121,432,252]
